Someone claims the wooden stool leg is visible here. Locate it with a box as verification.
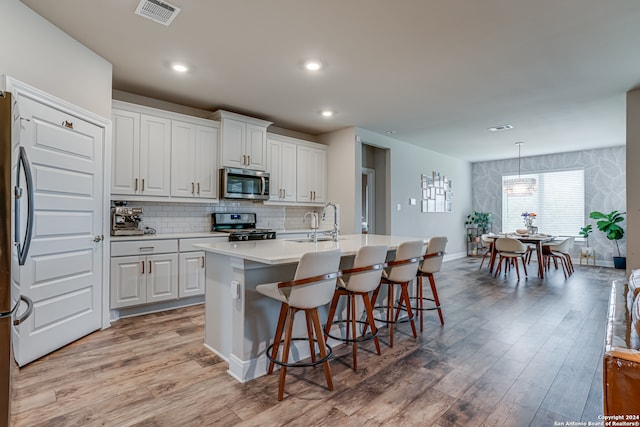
[401,283,417,339]
[324,291,341,338]
[362,292,381,355]
[363,285,382,335]
[305,311,316,365]
[268,303,288,374]
[418,275,424,332]
[350,293,358,370]
[428,274,444,325]
[388,284,395,348]
[278,307,296,401]
[310,309,333,391]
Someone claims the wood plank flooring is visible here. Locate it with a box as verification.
[10,257,626,426]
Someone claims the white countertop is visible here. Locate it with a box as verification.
[195,234,427,265]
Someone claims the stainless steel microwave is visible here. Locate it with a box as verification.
[220,167,270,200]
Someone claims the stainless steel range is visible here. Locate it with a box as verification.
[212,213,276,241]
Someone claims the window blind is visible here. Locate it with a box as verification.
[502,169,584,236]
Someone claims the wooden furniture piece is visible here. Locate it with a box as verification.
[324,245,388,371]
[415,237,448,331]
[370,240,425,348]
[478,234,495,271]
[494,238,529,280]
[487,234,554,278]
[256,249,341,400]
[543,237,574,278]
[580,247,596,266]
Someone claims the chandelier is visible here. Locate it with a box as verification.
[503,142,536,196]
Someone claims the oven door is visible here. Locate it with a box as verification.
[221,168,269,200]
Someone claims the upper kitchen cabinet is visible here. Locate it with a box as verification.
[266,136,297,202]
[112,108,171,197]
[112,100,219,202]
[297,144,327,204]
[171,120,219,200]
[212,110,272,170]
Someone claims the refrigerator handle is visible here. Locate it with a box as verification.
[15,146,34,266]
[13,295,34,326]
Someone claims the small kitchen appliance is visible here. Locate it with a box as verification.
[220,167,270,200]
[111,206,144,236]
[212,213,276,241]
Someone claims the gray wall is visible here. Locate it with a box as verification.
[627,89,640,273]
[0,0,112,118]
[471,146,626,265]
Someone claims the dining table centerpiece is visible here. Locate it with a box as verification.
[522,212,538,233]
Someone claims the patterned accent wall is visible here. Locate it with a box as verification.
[471,146,626,264]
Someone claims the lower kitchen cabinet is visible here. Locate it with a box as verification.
[110,253,178,308]
[110,239,179,309]
[178,251,205,297]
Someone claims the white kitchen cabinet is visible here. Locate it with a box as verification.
[297,144,327,203]
[110,240,178,309]
[213,110,272,170]
[171,120,219,199]
[266,137,297,202]
[112,108,171,197]
[178,252,205,297]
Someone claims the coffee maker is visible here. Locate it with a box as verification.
[111,206,144,236]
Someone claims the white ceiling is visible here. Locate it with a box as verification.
[20,0,640,161]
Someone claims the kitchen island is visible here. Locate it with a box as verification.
[195,234,426,382]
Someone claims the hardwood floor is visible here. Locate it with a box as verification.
[10,257,625,426]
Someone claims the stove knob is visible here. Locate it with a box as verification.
[242,235,248,241]
[262,234,268,240]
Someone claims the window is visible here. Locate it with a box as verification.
[502,169,584,236]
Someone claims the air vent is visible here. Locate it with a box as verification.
[135,0,181,26]
[487,124,514,132]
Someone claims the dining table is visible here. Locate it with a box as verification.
[486,233,558,279]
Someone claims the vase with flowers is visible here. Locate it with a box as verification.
[522,212,538,234]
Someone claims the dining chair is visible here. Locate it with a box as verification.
[494,237,528,280]
[478,234,494,271]
[543,237,574,278]
[415,236,448,331]
[256,249,341,400]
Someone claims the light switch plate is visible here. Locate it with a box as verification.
[396,204,401,211]
[230,280,240,299]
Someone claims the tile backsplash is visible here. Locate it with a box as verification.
[113,200,325,234]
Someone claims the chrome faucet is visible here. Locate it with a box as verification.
[322,202,339,242]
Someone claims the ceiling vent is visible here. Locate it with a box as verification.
[134,0,181,26]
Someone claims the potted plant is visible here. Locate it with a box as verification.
[579,224,593,247]
[589,210,626,269]
[465,211,493,235]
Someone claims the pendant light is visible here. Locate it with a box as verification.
[503,142,536,196]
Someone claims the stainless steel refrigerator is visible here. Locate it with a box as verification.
[1,91,34,427]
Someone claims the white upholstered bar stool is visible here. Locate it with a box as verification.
[415,236,448,331]
[370,240,425,348]
[494,237,528,280]
[324,245,388,371]
[256,249,342,401]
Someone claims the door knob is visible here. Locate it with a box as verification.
[93,235,104,242]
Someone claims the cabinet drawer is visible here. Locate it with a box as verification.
[179,237,227,252]
[111,239,178,257]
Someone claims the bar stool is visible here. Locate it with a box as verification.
[415,236,447,331]
[369,240,424,348]
[256,249,341,401]
[324,245,388,371]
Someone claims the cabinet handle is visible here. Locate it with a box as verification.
[139,246,154,251]
[192,182,195,194]
[197,182,200,194]
[242,155,246,166]
[149,260,152,274]
[141,179,145,191]
[141,260,144,274]
[135,178,138,191]
[247,155,251,165]
[201,256,205,268]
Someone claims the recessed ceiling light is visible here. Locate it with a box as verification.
[321,110,333,118]
[172,63,189,73]
[386,130,397,135]
[304,60,322,71]
[488,124,514,132]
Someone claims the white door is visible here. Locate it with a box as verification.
[13,93,104,366]
[179,252,205,297]
[194,125,218,199]
[170,120,196,198]
[110,256,146,309]
[245,123,266,170]
[146,253,178,303]
[139,114,171,196]
[281,142,297,201]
